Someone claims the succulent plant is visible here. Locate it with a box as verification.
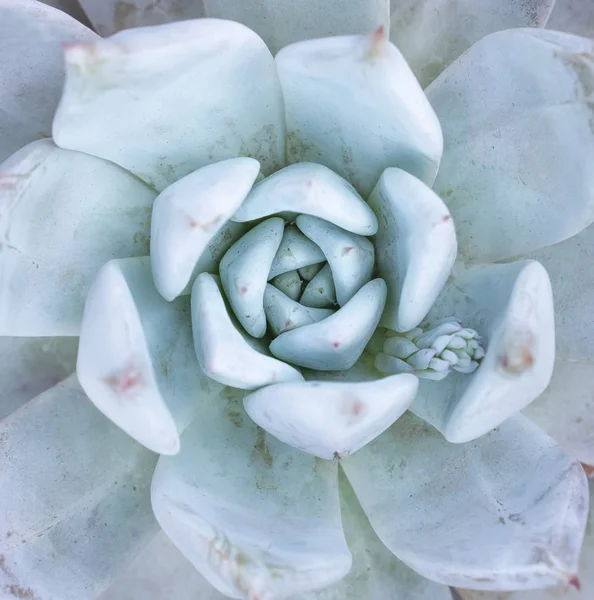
[1,1,594,600]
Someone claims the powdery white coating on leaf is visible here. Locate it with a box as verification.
[411,260,555,443]
[518,222,594,464]
[296,215,375,306]
[428,28,594,263]
[98,531,229,600]
[455,481,594,598]
[233,162,378,236]
[203,0,389,54]
[0,375,158,600]
[191,273,303,389]
[276,32,443,196]
[78,257,219,454]
[243,374,418,459]
[547,0,594,39]
[0,139,156,336]
[368,167,457,332]
[270,278,387,371]
[53,18,286,191]
[151,394,352,599]
[150,157,260,301]
[219,217,285,338]
[78,0,205,36]
[293,470,453,600]
[0,336,78,420]
[389,0,555,87]
[0,0,97,163]
[342,412,589,590]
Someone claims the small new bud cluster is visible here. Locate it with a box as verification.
[375,317,485,380]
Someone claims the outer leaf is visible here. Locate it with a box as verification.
[389,0,554,87]
[547,0,594,38]
[203,0,390,54]
[77,257,223,454]
[455,481,594,599]
[428,29,594,263]
[411,260,555,443]
[0,375,158,600]
[0,140,156,336]
[342,412,589,590]
[276,31,443,196]
[0,336,78,419]
[39,1,93,27]
[293,470,452,600]
[99,532,228,600]
[53,19,286,191]
[0,0,97,163]
[78,0,205,36]
[518,222,594,464]
[151,392,352,599]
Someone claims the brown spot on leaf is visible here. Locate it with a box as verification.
[581,463,594,478]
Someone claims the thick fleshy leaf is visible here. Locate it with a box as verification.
[191,272,303,389]
[270,278,387,371]
[53,19,285,191]
[389,0,554,87]
[369,167,457,332]
[0,0,97,163]
[78,0,205,36]
[151,392,352,599]
[77,257,219,454]
[0,375,158,600]
[428,29,594,263]
[276,31,443,196]
[219,217,285,338]
[39,0,93,27]
[263,284,334,336]
[547,0,594,38]
[203,0,389,54]
[296,215,375,306]
[271,270,305,301]
[455,482,594,599]
[233,163,378,236]
[269,225,326,279]
[295,470,452,600]
[411,261,555,443]
[99,532,229,600]
[300,264,337,308]
[342,412,589,590]
[244,374,418,459]
[0,336,78,420]
[515,223,594,464]
[150,157,260,301]
[0,140,156,336]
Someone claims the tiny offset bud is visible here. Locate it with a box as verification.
[376,317,485,380]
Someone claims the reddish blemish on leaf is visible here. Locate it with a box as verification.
[364,25,388,59]
[240,286,248,294]
[333,341,340,349]
[104,365,144,394]
[442,215,451,222]
[283,320,293,329]
[581,463,594,478]
[342,246,354,256]
[568,574,581,590]
[351,400,364,416]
